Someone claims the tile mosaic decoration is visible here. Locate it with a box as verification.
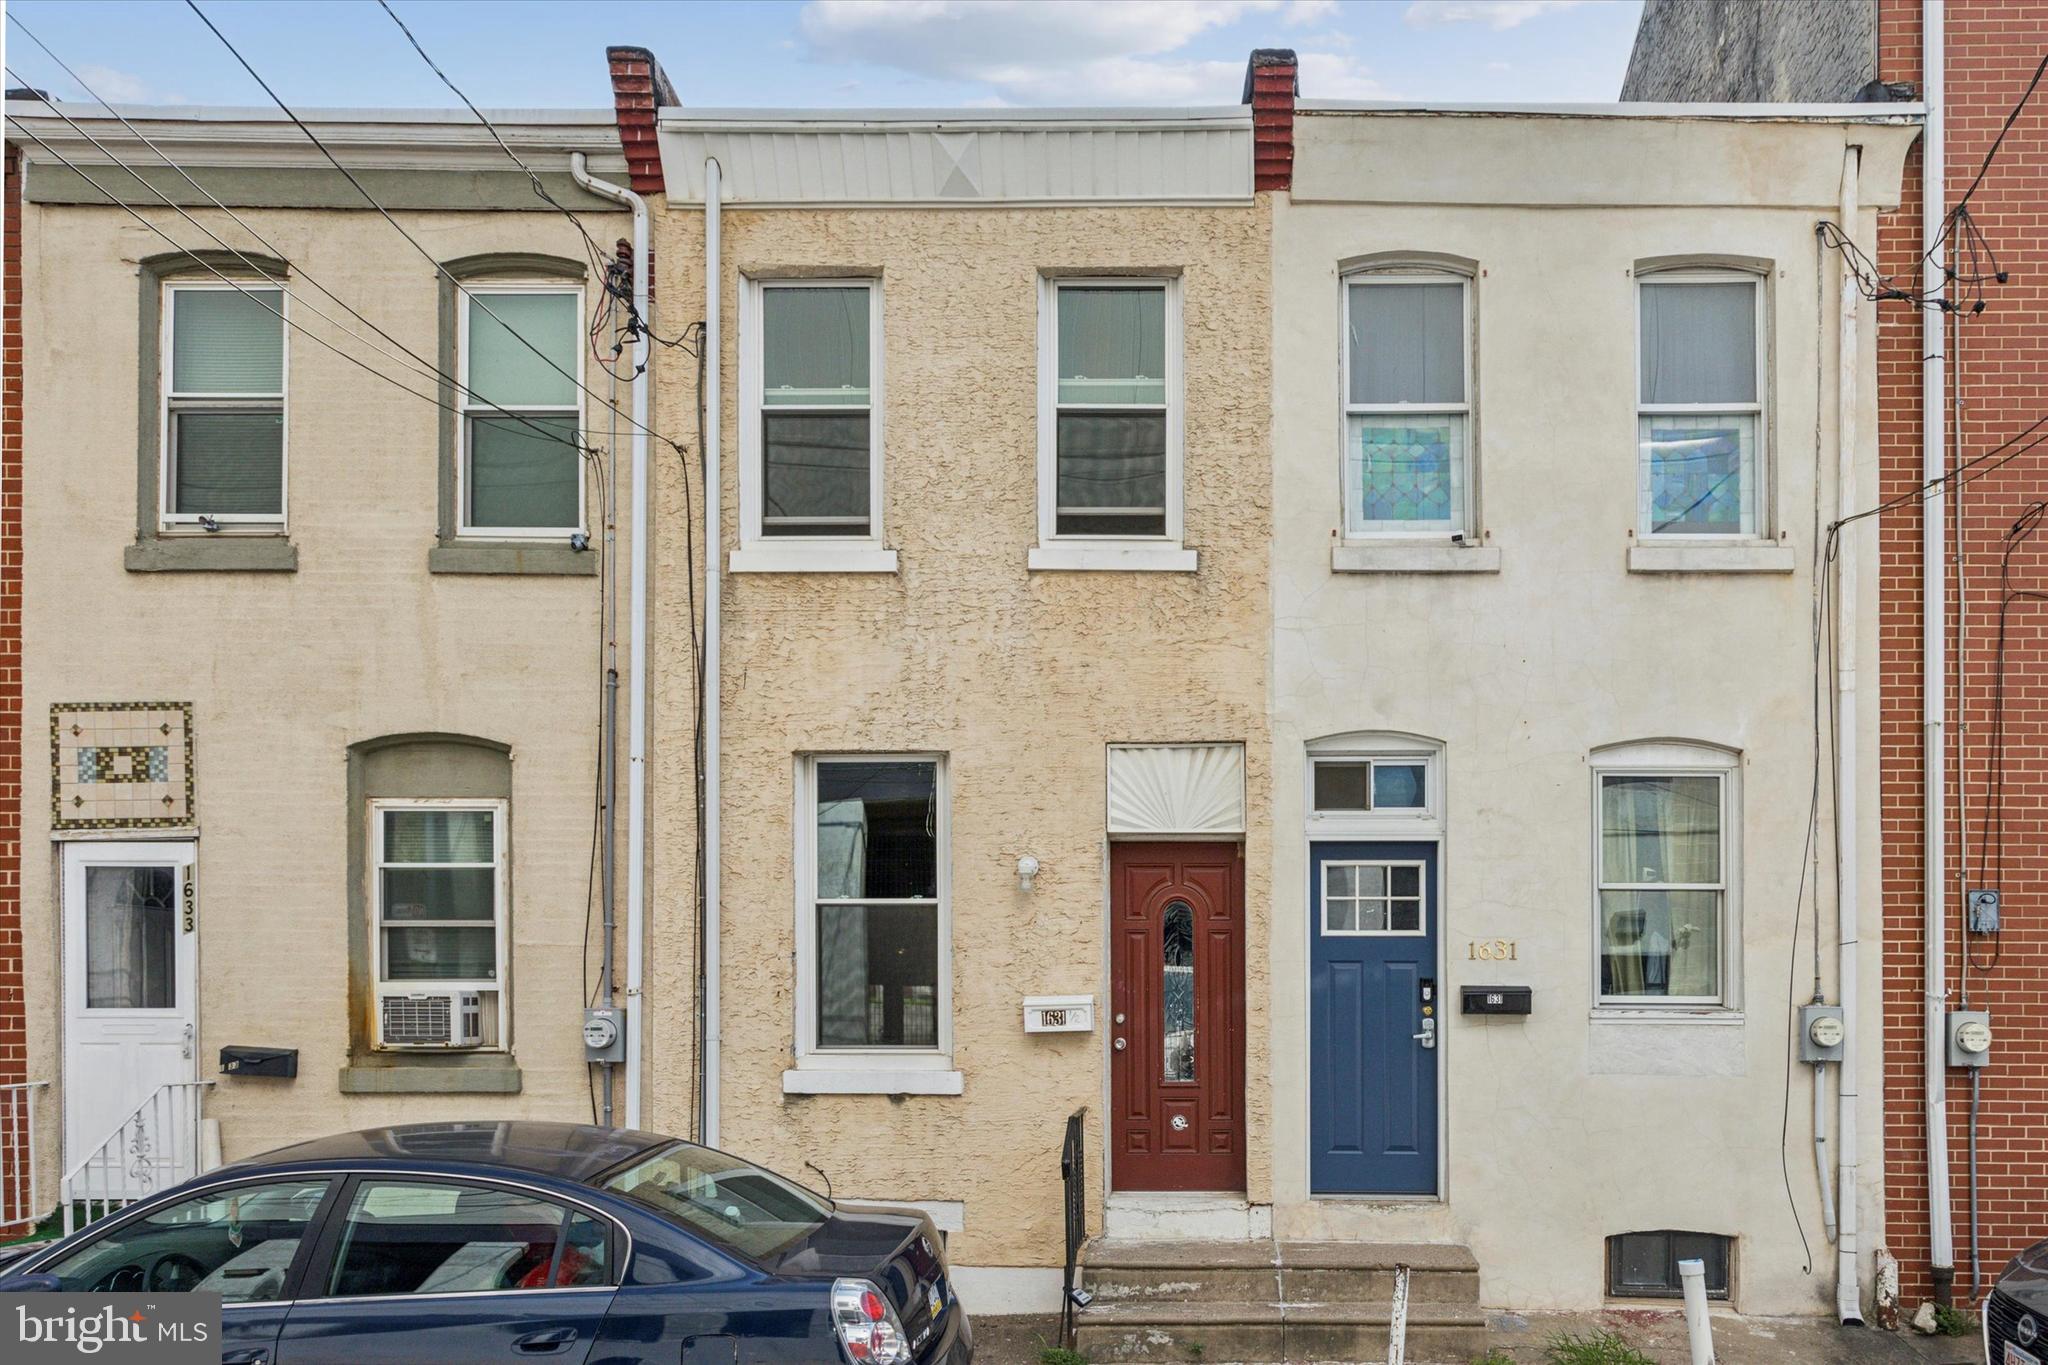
[51,702,195,830]
[1646,426,1743,534]
[1356,425,1453,523]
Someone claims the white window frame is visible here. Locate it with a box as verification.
[369,797,510,1051]
[731,277,893,574]
[788,754,958,1094]
[1309,755,1433,818]
[455,282,587,541]
[1320,858,1429,937]
[1589,741,1741,1013]
[160,280,289,533]
[1305,740,1442,842]
[1339,269,1473,540]
[1031,275,1192,572]
[1633,269,1769,542]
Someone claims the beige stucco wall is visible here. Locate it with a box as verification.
[19,199,627,1189]
[1269,113,1917,1315]
[644,202,1273,1275]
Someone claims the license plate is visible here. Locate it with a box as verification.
[2008,1343,2041,1365]
[928,1278,945,1318]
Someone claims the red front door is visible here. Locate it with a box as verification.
[1110,840,1246,1192]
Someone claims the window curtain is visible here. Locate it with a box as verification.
[816,797,870,1046]
[172,288,283,394]
[763,288,870,402]
[1348,282,1463,405]
[1058,288,1165,404]
[1639,282,1756,405]
[467,293,578,407]
[85,866,175,1009]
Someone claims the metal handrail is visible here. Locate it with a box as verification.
[0,1081,49,1231]
[60,1080,214,1235]
[1060,1106,1087,1346]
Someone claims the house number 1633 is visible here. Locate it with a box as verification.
[1467,939,1517,961]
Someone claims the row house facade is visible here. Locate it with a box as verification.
[0,37,1949,1346]
[1627,0,2048,1317]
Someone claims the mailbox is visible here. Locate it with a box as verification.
[219,1046,298,1078]
[1461,985,1532,1016]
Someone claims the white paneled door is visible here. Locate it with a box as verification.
[62,841,198,1199]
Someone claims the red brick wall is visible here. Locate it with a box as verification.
[1,141,28,1232]
[1878,0,2048,1307]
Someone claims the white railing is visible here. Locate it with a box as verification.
[0,1081,48,1231]
[61,1081,214,1235]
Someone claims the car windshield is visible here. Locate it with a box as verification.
[600,1143,832,1262]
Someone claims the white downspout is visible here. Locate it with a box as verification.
[702,157,723,1148]
[570,152,651,1130]
[1835,141,1865,1327]
[1920,0,1957,1304]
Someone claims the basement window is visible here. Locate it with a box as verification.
[1606,1231,1730,1300]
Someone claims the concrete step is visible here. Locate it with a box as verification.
[1081,1239,1480,1306]
[1072,1298,1490,1365]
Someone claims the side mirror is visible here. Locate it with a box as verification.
[0,1272,62,1293]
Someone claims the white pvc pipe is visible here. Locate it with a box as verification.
[702,157,724,1148]
[571,152,651,1130]
[1815,1060,1838,1244]
[1834,142,1865,1327]
[1678,1258,1714,1365]
[1921,0,1957,1300]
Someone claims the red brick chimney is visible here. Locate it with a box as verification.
[606,45,678,197]
[1243,48,1298,193]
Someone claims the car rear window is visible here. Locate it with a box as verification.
[600,1142,830,1262]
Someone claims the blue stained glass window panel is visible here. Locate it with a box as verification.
[1639,414,1756,536]
[1346,416,1464,534]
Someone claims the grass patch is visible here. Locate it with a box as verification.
[1543,1329,1657,1365]
[1471,1352,1519,1365]
[1932,1304,1978,1337]
[1039,1349,1088,1365]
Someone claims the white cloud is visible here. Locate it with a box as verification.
[67,64,184,105]
[799,0,1385,105]
[1402,0,1586,30]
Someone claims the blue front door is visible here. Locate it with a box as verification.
[1309,841,1439,1195]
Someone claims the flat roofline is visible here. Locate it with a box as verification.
[659,105,1250,128]
[1299,98,1925,122]
[5,101,618,125]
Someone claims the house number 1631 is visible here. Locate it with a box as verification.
[1467,939,1517,961]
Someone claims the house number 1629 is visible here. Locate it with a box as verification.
[1467,939,1517,961]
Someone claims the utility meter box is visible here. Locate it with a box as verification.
[1798,1004,1846,1063]
[583,1006,625,1063]
[1948,1010,1993,1069]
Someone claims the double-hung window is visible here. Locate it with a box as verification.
[1342,272,1471,537]
[1636,272,1766,538]
[458,286,584,537]
[1037,278,1185,560]
[745,279,880,544]
[1594,746,1736,1007]
[162,282,286,530]
[800,757,947,1060]
[371,800,508,1049]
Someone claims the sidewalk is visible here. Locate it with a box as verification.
[970,1307,1986,1364]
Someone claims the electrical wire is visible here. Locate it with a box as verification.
[184,0,686,456]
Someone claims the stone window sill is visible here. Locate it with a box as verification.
[1589,1008,1744,1026]
[1028,543,1197,573]
[127,537,297,573]
[1627,542,1793,574]
[339,1058,523,1094]
[728,546,899,574]
[429,541,597,576]
[782,1066,964,1096]
[1332,543,1500,574]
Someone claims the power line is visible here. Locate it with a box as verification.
[183,0,685,457]
[3,116,612,470]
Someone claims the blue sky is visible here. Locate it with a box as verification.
[5,0,1646,111]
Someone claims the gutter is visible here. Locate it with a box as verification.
[1921,0,1958,1306]
[1835,142,1866,1327]
[702,156,724,1148]
[570,151,652,1130]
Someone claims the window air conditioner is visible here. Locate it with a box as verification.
[379,989,485,1049]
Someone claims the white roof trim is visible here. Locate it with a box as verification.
[661,105,1250,130]
[1299,99,1924,123]
[5,101,618,126]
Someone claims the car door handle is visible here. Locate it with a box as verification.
[514,1327,581,1354]
[220,1350,268,1365]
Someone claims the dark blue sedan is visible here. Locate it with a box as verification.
[0,1120,971,1365]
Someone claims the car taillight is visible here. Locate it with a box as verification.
[832,1277,914,1365]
